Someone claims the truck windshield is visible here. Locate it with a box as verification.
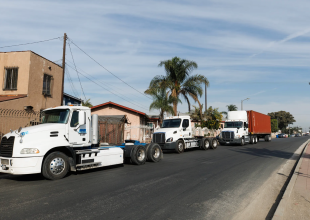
[161,119,182,128]
[41,109,70,124]
[224,122,243,128]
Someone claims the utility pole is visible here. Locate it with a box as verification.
[60,33,67,106]
[241,98,250,110]
[205,83,207,112]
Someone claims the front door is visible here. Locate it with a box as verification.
[68,110,88,145]
[181,119,190,138]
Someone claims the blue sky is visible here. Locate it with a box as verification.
[1,0,310,131]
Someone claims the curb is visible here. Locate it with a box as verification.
[272,139,310,220]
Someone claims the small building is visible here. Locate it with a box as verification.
[63,93,82,106]
[0,51,63,111]
[91,101,149,143]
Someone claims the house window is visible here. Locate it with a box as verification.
[42,74,52,95]
[4,68,18,90]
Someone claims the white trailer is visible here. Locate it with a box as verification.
[152,116,218,153]
[0,106,162,180]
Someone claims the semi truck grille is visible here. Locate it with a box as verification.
[0,136,15,157]
[153,133,165,144]
[222,131,234,142]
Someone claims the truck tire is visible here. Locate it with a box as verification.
[254,136,258,144]
[201,138,210,150]
[210,138,218,149]
[250,136,254,144]
[240,138,245,146]
[146,143,163,162]
[175,140,185,153]
[267,135,271,142]
[42,152,69,180]
[130,145,147,165]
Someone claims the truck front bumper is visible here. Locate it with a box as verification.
[0,156,43,175]
[219,138,242,145]
[159,142,177,150]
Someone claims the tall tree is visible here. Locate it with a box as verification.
[190,104,204,124]
[149,88,176,124]
[145,56,209,116]
[268,111,296,130]
[271,119,278,132]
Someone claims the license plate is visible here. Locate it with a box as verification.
[0,159,9,165]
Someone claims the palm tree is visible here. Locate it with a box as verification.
[149,89,175,124]
[145,57,209,117]
[190,104,204,124]
[82,99,93,108]
[226,104,238,111]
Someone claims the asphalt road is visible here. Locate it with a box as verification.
[0,137,308,220]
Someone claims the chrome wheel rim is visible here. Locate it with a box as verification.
[178,142,184,151]
[205,141,209,148]
[137,149,145,161]
[213,140,217,147]
[50,157,65,175]
[153,147,160,158]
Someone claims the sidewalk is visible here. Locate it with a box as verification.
[273,141,310,220]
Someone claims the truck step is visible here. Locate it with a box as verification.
[76,162,102,170]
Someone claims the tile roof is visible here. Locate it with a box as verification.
[0,94,27,102]
[91,101,146,116]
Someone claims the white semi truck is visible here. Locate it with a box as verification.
[218,110,272,146]
[152,116,218,153]
[0,106,162,180]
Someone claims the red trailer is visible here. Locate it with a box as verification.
[247,110,271,142]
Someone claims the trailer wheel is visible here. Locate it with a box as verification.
[130,145,147,165]
[240,138,245,146]
[210,138,218,149]
[42,152,69,180]
[201,138,210,150]
[175,140,185,153]
[146,143,163,162]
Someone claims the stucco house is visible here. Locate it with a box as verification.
[91,101,149,143]
[0,51,63,111]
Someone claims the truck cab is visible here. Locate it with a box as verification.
[152,116,218,153]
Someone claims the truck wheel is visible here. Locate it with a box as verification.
[201,138,210,150]
[267,135,271,142]
[250,136,254,144]
[210,138,218,149]
[146,143,163,162]
[254,136,258,144]
[240,138,245,146]
[42,152,69,180]
[175,140,185,153]
[130,145,147,165]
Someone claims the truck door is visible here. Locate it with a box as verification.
[181,119,190,137]
[68,110,88,145]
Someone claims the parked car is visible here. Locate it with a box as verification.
[291,134,295,137]
[295,133,301,137]
[278,133,286,138]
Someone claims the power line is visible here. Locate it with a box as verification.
[67,38,152,100]
[68,41,87,101]
[66,62,150,111]
[65,59,151,110]
[65,65,80,98]
[0,37,62,49]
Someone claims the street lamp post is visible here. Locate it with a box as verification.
[241,98,250,110]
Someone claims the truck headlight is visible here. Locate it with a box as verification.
[166,137,173,142]
[235,135,240,139]
[20,148,40,154]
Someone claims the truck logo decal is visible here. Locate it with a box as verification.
[79,129,87,134]
[21,131,28,136]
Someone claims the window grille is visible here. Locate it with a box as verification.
[4,68,18,90]
[42,74,52,95]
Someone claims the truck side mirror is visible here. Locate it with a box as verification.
[183,127,186,131]
[79,111,86,126]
